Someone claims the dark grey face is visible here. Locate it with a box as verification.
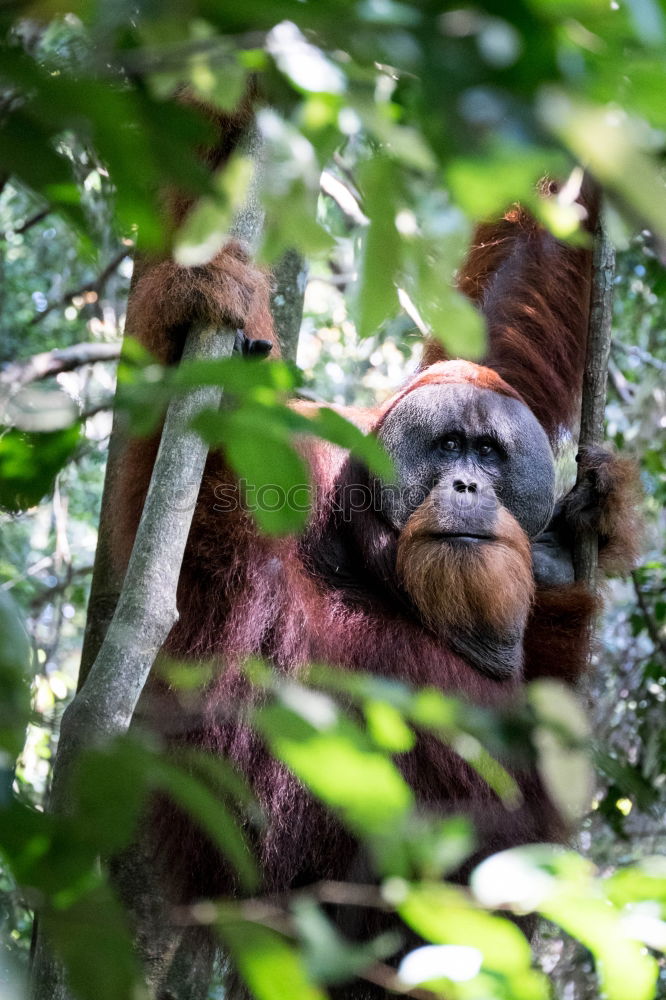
[376,382,555,539]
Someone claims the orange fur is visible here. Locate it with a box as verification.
[423,182,598,442]
[126,241,277,363]
[524,584,598,684]
[126,84,277,365]
[397,495,534,639]
[564,446,643,576]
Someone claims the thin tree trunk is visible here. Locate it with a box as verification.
[77,405,127,689]
[30,320,236,1000]
[271,248,307,363]
[31,126,266,1000]
[573,209,616,587]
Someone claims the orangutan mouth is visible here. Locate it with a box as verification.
[429,532,496,543]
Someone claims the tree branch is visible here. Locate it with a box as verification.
[30,247,129,325]
[10,206,50,236]
[573,207,616,587]
[1,342,121,391]
[631,570,666,658]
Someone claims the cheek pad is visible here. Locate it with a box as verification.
[500,447,555,538]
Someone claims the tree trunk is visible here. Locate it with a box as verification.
[271,248,308,363]
[31,126,269,1000]
[573,209,616,587]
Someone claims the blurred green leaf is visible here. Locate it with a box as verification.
[355,156,401,337]
[0,424,81,512]
[292,898,399,986]
[425,289,487,360]
[254,693,413,836]
[0,593,31,763]
[540,90,666,242]
[195,401,311,533]
[528,680,594,823]
[605,857,666,909]
[151,756,259,891]
[364,700,415,752]
[43,885,147,1000]
[174,154,254,267]
[219,920,326,1000]
[396,882,549,998]
[446,145,567,220]
[473,847,659,1000]
[73,740,149,854]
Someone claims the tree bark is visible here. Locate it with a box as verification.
[270,248,307,363]
[573,210,616,587]
[77,405,128,689]
[30,320,236,1000]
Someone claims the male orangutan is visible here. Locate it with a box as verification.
[111,106,641,997]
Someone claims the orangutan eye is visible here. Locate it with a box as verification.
[439,436,460,453]
[477,437,503,459]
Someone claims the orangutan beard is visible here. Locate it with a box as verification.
[396,496,535,680]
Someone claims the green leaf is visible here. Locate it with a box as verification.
[355,156,402,336]
[223,404,312,534]
[174,154,254,267]
[73,740,149,855]
[396,882,548,998]
[194,394,392,534]
[528,680,594,822]
[407,690,520,807]
[364,700,415,752]
[303,406,393,479]
[43,886,146,1000]
[539,90,666,242]
[446,145,567,220]
[473,847,659,1000]
[425,289,486,360]
[605,857,666,909]
[0,424,81,512]
[0,593,31,762]
[292,898,399,986]
[219,920,326,1000]
[541,892,658,1000]
[254,695,413,836]
[152,757,259,891]
[173,356,301,396]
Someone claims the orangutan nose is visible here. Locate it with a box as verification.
[453,479,477,494]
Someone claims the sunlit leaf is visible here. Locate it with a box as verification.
[472,846,659,1000]
[219,920,326,1000]
[254,698,413,836]
[355,155,402,337]
[396,882,549,998]
[605,857,666,909]
[364,700,415,752]
[528,679,594,822]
